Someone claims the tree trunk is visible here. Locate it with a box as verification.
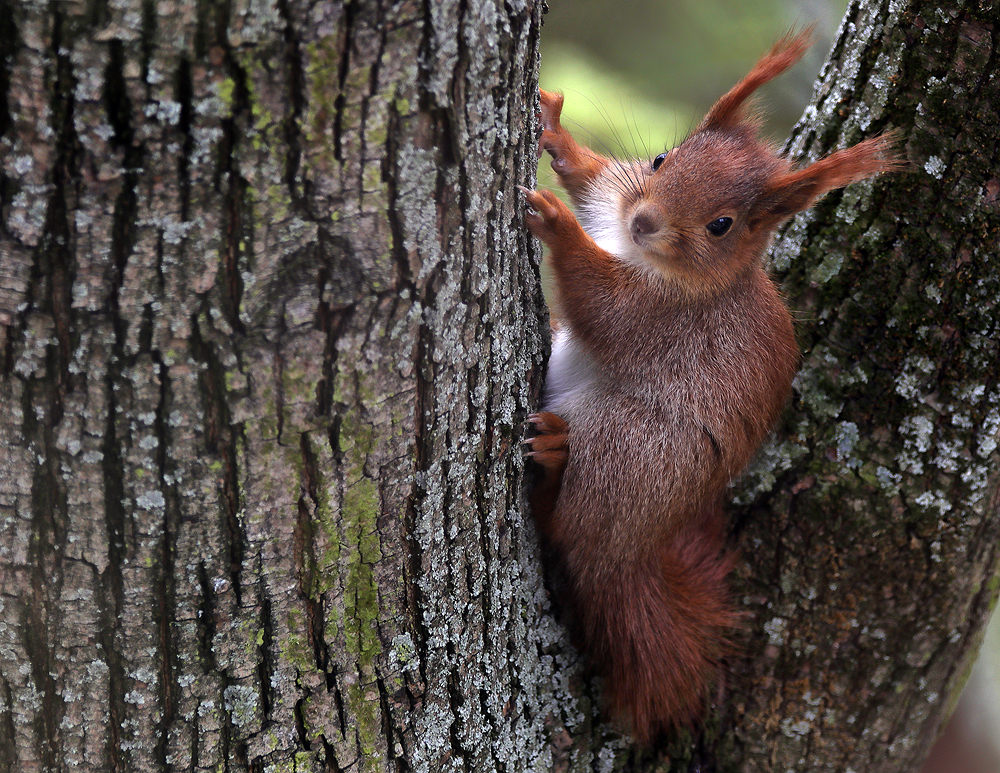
[0,1,555,771]
[716,1,1000,771]
[530,0,1000,771]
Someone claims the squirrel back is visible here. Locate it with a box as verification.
[525,31,902,745]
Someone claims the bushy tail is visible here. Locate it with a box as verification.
[568,520,738,745]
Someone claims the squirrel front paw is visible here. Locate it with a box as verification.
[538,89,567,159]
[537,90,608,190]
[519,187,582,249]
[538,89,585,178]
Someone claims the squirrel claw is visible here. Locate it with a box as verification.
[525,412,569,471]
[521,188,572,244]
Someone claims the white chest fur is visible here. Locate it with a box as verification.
[542,326,599,418]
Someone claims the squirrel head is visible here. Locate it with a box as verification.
[609,30,902,294]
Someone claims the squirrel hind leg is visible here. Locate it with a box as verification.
[526,412,569,542]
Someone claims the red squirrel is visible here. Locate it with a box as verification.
[522,31,900,744]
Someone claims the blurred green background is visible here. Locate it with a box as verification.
[538,0,846,162]
[534,4,1000,771]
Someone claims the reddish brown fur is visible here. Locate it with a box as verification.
[698,30,814,133]
[524,31,901,745]
[535,91,611,201]
[526,411,568,538]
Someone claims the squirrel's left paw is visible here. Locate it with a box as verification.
[538,89,568,160]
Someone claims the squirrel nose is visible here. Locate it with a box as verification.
[629,207,661,243]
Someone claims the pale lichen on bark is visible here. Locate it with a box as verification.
[0,1,564,772]
[722,1,1000,772]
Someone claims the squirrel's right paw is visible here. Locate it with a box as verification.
[525,412,569,473]
[535,90,609,193]
[539,90,565,132]
[518,187,579,247]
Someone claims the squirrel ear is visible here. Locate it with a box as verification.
[748,133,904,230]
[698,29,814,134]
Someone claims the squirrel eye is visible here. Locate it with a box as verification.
[652,153,668,171]
[706,217,733,236]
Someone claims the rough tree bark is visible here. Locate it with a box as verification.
[534,0,1000,771]
[0,1,558,771]
[1,0,998,773]
[714,1,1000,772]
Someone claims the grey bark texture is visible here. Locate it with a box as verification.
[0,1,559,771]
[713,1,1000,772]
[1,0,998,772]
[534,0,1000,771]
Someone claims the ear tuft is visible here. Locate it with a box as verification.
[749,131,906,229]
[698,28,815,134]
